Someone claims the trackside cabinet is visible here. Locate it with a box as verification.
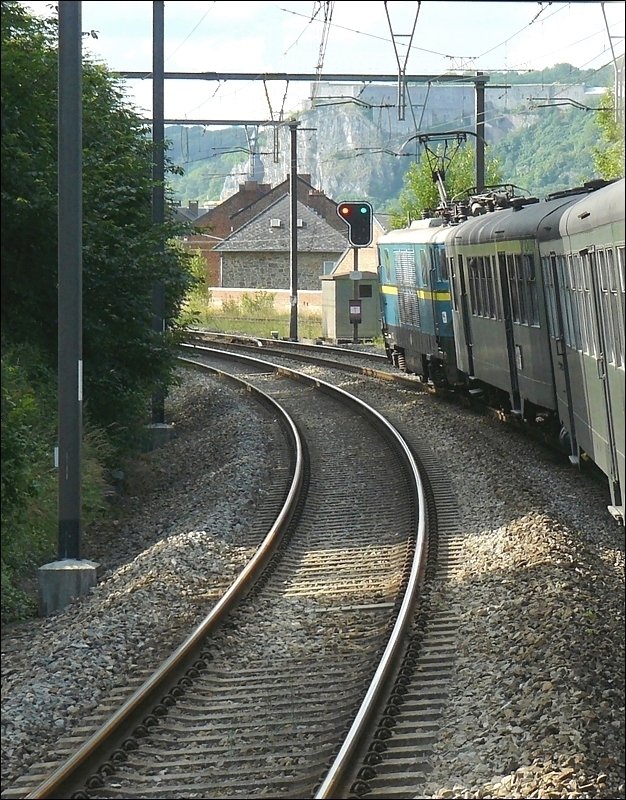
[321,271,380,342]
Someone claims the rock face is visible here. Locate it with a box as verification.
[220,79,597,203]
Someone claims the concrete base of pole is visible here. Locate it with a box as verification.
[144,422,176,451]
[38,559,99,616]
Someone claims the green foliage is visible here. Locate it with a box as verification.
[166,126,249,205]
[184,250,211,300]
[389,144,502,227]
[1,1,196,452]
[388,92,621,222]
[240,291,276,316]
[185,295,322,339]
[1,345,111,622]
[592,91,625,179]
[1,1,196,618]
[489,105,606,197]
[488,64,613,87]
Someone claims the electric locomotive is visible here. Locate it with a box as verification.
[378,217,459,386]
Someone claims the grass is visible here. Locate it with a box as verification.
[181,290,324,340]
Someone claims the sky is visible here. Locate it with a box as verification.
[21,1,625,123]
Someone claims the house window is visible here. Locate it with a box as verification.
[269,218,282,228]
[359,284,373,298]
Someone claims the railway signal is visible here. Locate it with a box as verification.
[337,201,373,247]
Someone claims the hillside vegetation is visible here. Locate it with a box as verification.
[168,64,617,208]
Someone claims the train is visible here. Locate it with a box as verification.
[377,178,625,524]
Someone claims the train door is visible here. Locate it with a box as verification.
[497,252,521,412]
[544,252,579,463]
[428,249,440,344]
[583,247,622,509]
[455,254,475,375]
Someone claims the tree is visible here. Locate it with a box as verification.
[593,90,625,179]
[1,1,200,618]
[389,143,502,228]
[1,1,196,447]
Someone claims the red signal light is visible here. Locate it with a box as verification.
[336,201,373,247]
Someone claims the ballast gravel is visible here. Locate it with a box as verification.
[1,362,624,800]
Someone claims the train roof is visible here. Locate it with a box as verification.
[378,216,451,246]
[558,178,625,239]
[449,191,589,246]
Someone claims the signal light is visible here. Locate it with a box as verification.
[336,201,373,247]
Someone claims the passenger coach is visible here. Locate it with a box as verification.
[539,179,625,522]
[446,190,589,418]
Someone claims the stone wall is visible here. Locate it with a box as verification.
[221,252,339,292]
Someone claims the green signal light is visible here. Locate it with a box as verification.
[336,200,373,247]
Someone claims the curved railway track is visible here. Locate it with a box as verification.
[191,330,612,489]
[6,348,459,800]
[184,330,424,390]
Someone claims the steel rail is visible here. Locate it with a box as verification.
[24,362,304,800]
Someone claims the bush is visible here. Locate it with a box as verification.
[240,291,276,317]
[1,345,111,622]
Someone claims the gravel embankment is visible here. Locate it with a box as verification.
[1,364,624,799]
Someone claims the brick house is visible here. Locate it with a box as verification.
[181,180,272,285]
[183,174,346,287]
[213,194,348,292]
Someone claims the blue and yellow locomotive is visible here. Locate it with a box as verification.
[378,217,458,387]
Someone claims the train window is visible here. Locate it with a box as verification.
[486,257,497,319]
[541,257,557,337]
[585,290,597,356]
[610,290,624,368]
[597,250,608,291]
[571,287,583,352]
[478,257,488,317]
[493,259,499,318]
[606,249,618,292]
[523,254,539,325]
[578,254,591,355]
[469,258,479,315]
[567,254,576,291]
[606,248,625,368]
[559,258,575,348]
[449,256,459,311]
[523,253,536,282]
[514,255,528,324]
[617,246,625,294]
[506,254,521,323]
[419,248,429,288]
[437,247,448,283]
[572,254,584,290]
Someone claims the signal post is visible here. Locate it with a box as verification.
[336,201,373,343]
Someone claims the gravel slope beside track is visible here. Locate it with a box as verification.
[2,364,624,800]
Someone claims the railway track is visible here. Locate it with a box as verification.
[183,330,425,390]
[5,341,622,800]
[191,330,611,489]
[5,348,463,800]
